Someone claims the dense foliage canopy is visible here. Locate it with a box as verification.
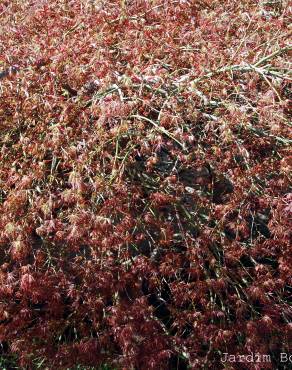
[0,0,291,369]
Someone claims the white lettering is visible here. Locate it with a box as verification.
[222,353,228,363]
[221,352,274,363]
[254,353,260,363]
[246,354,253,362]
[262,355,271,362]
[238,355,245,362]
[229,355,236,362]
[280,353,288,362]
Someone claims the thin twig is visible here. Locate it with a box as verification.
[254,44,292,67]
[131,114,185,149]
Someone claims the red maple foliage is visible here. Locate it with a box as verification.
[0,0,291,369]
